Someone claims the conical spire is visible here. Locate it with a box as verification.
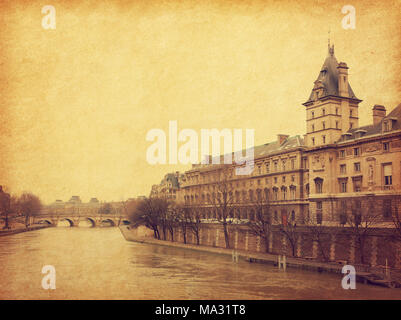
[303,43,358,104]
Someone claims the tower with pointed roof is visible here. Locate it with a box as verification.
[303,44,362,147]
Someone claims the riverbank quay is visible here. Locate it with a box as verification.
[0,225,51,237]
[119,225,401,288]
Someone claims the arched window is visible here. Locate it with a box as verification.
[314,178,323,194]
[290,186,296,200]
[291,210,295,221]
[249,190,254,202]
[281,186,287,200]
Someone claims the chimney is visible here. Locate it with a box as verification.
[277,134,289,145]
[337,62,349,97]
[372,105,386,126]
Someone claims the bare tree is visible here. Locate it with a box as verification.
[187,206,202,245]
[18,193,42,228]
[345,198,382,265]
[171,203,189,244]
[246,189,272,253]
[279,217,298,257]
[391,195,401,242]
[303,216,335,262]
[208,167,236,249]
[128,197,169,240]
[0,186,11,229]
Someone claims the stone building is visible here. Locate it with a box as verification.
[176,44,401,227]
[180,135,308,225]
[150,172,182,200]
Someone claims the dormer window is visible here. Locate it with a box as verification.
[383,117,396,132]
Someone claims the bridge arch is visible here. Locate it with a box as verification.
[82,217,96,227]
[100,219,116,227]
[58,218,75,227]
[37,220,53,225]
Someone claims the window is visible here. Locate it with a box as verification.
[290,186,296,200]
[291,158,295,170]
[383,142,390,152]
[354,162,361,172]
[265,162,270,173]
[340,180,347,193]
[282,176,286,183]
[312,124,315,132]
[257,166,261,174]
[336,108,339,115]
[350,109,353,117]
[322,108,325,116]
[282,187,287,200]
[291,211,295,221]
[274,161,278,172]
[339,150,345,158]
[336,121,339,129]
[322,121,325,130]
[315,178,323,194]
[353,147,360,156]
[353,177,362,192]
[312,137,315,146]
[350,122,353,129]
[383,164,392,186]
[273,188,278,201]
[311,111,315,119]
[274,177,278,184]
[249,190,254,202]
[282,160,286,171]
[340,164,346,174]
[322,135,326,144]
[291,175,295,182]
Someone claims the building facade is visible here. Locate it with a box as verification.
[149,44,400,229]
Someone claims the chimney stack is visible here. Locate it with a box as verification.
[337,62,349,97]
[277,134,289,145]
[372,105,386,126]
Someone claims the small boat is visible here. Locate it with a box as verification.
[358,273,400,289]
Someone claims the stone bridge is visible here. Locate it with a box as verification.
[32,213,130,227]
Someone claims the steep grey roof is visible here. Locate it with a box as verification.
[253,135,305,158]
[163,173,180,188]
[305,45,358,103]
[202,135,305,166]
[339,103,401,142]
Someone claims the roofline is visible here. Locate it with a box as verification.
[302,95,363,106]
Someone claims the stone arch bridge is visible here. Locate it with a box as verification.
[32,213,130,228]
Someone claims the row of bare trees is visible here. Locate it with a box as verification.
[0,186,42,229]
[134,166,401,266]
[127,197,202,245]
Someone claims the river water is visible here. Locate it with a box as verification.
[0,227,399,300]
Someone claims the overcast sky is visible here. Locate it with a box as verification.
[1,0,400,203]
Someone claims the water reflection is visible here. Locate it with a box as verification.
[0,227,399,300]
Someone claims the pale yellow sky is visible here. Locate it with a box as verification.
[0,0,400,203]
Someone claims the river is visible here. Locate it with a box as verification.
[0,226,399,299]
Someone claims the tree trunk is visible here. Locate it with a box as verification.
[223,223,230,249]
